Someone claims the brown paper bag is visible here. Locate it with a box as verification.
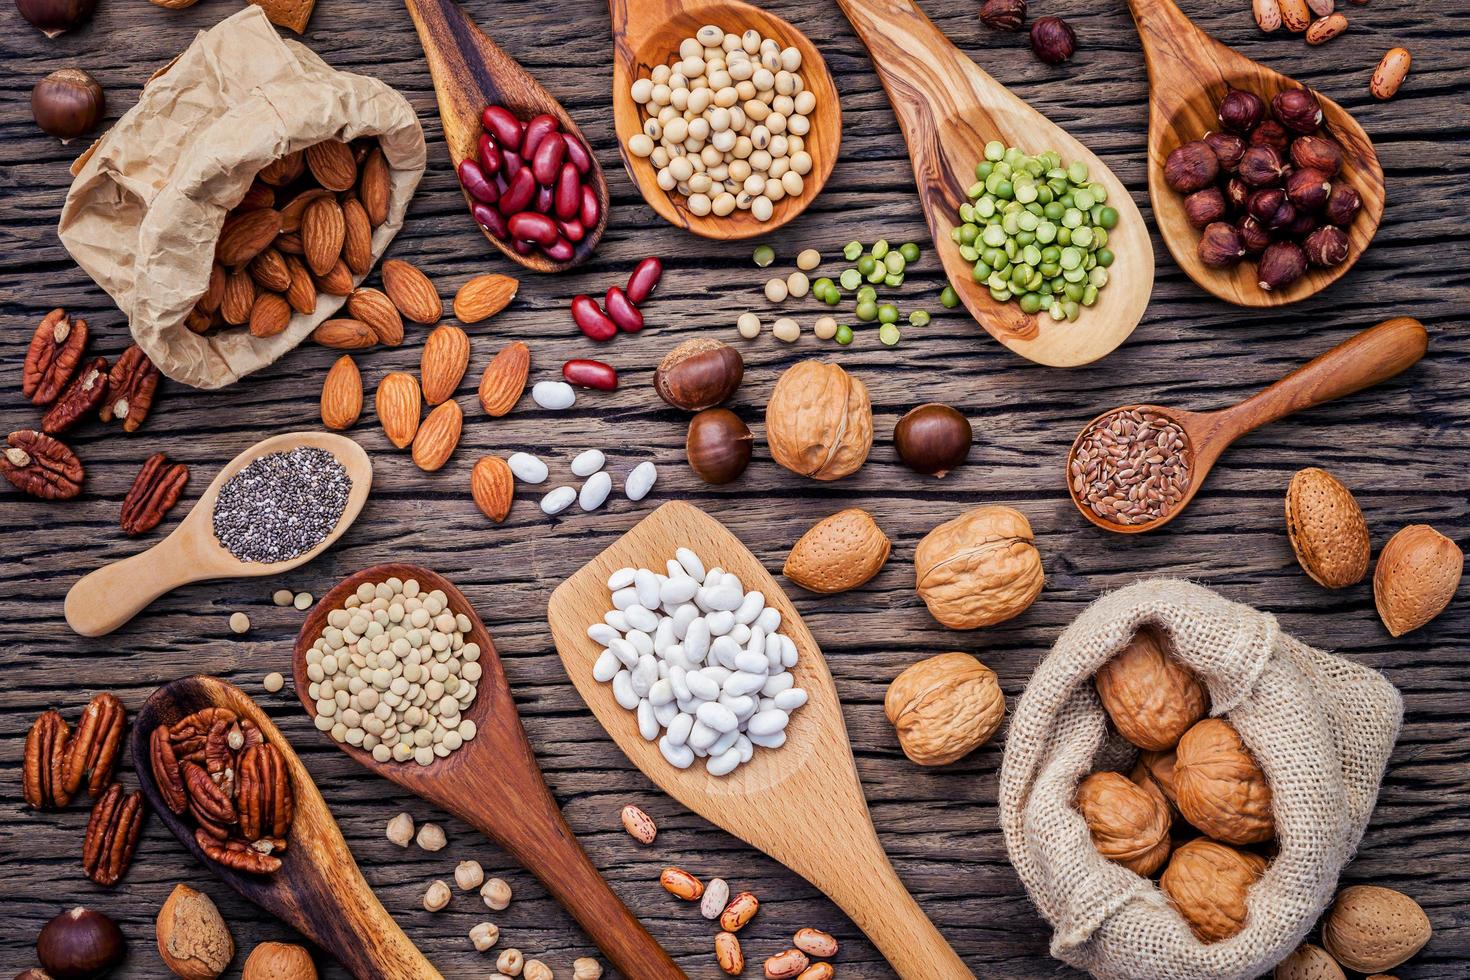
[58,6,425,390]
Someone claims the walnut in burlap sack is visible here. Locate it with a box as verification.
[999,579,1401,980]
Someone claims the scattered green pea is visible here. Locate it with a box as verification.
[856,300,878,322]
[753,245,775,267]
[909,310,931,327]
[843,241,863,261]
[871,240,889,260]
[878,323,901,346]
[856,254,876,276]
[877,304,899,324]
[835,324,854,345]
[899,242,921,263]
[940,285,959,308]
[839,268,862,290]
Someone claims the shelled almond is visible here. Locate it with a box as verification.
[421,325,470,405]
[381,258,442,325]
[478,341,531,417]
[320,355,363,430]
[376,372,421,449]
[453,274,519,323]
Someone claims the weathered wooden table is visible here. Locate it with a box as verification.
[2,0,1466,977]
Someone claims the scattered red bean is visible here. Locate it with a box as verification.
[604,286,644,333]
[498,167,536,215]
[563,358,618,391]
[563,134,593,174]
[571,295,617,341]
[458,159,498,204]
[522,113,560,160]
[558,218,586,242]
[481,105,523,150]
[508,211,558,247]
[626,256,663,304]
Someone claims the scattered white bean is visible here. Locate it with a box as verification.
[229,612,250,634]
[772,317,800,343]
[540,486,577,515]
[507,452,549,484]
[624,461,658,501]
[764,278,788,302]
[579,471,613,511]
[272,589,294,607]
[570,449,605,477]
[263,672,285,693]
[531,381,576,410]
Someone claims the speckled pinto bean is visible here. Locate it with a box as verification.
[660,866,704,900]
[604,287,644,332]
[715,932,744,975]
[720,892,760,932]
[792,928,839,958]
[571,295,617,341]
[795,964,833,980]
[763,949,810,979]
[626,257,664,304]
[562,359,618,391]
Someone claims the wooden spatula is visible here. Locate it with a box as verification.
[835,0,1154,368]
[549,501,975,979]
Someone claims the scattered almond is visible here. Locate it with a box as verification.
[382,259,442,324]
[376,372,422,449]
[248,292,291,338]
[279,187,331,233]
[360,147,391,226]
[1285,467,1370,589]
[249,248,291,293]
[346,287,403,347]
[216,209,281,267]
[1322,885,1431,973]
[412,400,463,472]
[478,341,530,417]
[320,355,363,431]
[421,324,470,405]
[784,508,891,593]
[1373,524,1462,636]
[341,198,373,276]
[304,139,356,192]
[302,198,345,277]
[470,456,514,523]
[311,318,376,350]
[453,274,519,324]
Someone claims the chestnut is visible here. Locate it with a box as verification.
[1289,135,1342,175]
[1183,186,1226,228]
[894,403,972,478]
[1237,215,1271,254]
[1238,144,1287,187]
[31,68,104,142]
[1164,140,1218,193]
[1197,221,1246,267]
[1257,240,1308,290]
[1217,88,1265,134]
[1203,131,1246,172]
[15,0,96,37]
[1285,168,1332,212]
[653,338,743,412]
[36,907,124,979]
[686,408,752,484]
[1029,16,1076,64]
[1303,225,1349,267]
[1272,88,1323,135]
[1324,183,1361,226]
[1249,119,1290,151]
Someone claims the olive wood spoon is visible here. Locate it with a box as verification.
[294,563,685,979]
[64,431,371,638]
[403,0,610,271]
[548,501,975,979]
[609,0,842,240]
[835,0,1153,367]
[1128,0,1385,305]
[132,675,442,979]
[1068,316,1427,533]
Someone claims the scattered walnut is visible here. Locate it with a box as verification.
[523,960,553,980]
[423,880,451,912]
[914,505,1044,628]
[884,653,1005,765]
[416,822,447,851]
[497,948,525,976]
[385,812,414,847]
[456,859,485,891]
[469,921,500,952]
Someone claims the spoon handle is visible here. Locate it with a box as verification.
[64,533,204,637]
[1220,316,1428,440]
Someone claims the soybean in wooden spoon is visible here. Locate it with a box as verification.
[132,675,443,979]
[548,501,975,978]
[609,0,842,240]
[64,431,371,638]
[835,0,1153,367]
[294,563,686,980]
[404,0,610,271]
[1068,316,1427,533]
[1128,0,1385,305]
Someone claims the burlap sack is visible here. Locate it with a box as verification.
[999,579,1402,980]
[58,6,425,390]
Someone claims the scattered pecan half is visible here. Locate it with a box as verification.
[2,430,84,500]
[41,356,109,436]
[238,743,293,842]
[83,783,146,887]
[62,692,126,799]
[23,710,72,809]
[23,309,88,406]
[184,761,237,826]
[195,828,281,874]
[150,724,188,815]
[99,344,161,432]
[120,453,189,536]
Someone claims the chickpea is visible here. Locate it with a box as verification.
[523,961,553,980]
[497,948,525,976]
[385,812,414,847]
[469,922,500,952]
[481,877,513,911]
[572,958,602,980]
[455,860,485,891]
[423,880,451,912]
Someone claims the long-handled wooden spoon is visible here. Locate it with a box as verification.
[609,0,841,239]
[1128,0,1385,305]
[404,0,611,271]
[1068,316,1427,533]
[548,501,975,979]
[293,564,686,979]
[835,0,1153,367]
[64,431,371,638]
[132,675,442,979]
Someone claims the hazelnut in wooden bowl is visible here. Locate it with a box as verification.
[1074,771,1173,876]
[1173,717,1274,844]
[1159,837,1267,942]
[1094,625,1209,751]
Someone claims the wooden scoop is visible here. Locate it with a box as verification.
[609,0,842,240]
[548,501,975,979]
[293,563,685,979]
[835,0,1154,368]
[404,0,611,272]
[1128,0,1385,306]
[132,675,442,979]
[64,431,371,638]
[1068,316,1427,534]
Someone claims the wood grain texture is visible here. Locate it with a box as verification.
[294,563,685,978]
[1,0,1467,978]
[549,501,972,978]
[836,0,1154,367]
[1128,0,1386,306]
[608,0,842,240]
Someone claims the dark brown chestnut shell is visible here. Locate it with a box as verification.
[685,408,752,484]
[894,404,973,478]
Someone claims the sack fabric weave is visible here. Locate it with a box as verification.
[999,579,1402,980]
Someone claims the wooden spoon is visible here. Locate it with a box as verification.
[1067,316,1427,534]
[64,431,371,638]
[548,501,975,979]
[404,0,611,272]
[132,675,442,979]
[609,0,842,240]
[293,563,686,979]
[835,0,1153,368]
[1128,0,1385,305]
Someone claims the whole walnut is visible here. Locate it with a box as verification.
[765,360,873,481]
[1173,718,1274,844]
[243,942,316,980]
[884,653,1005,765]
[1131,748,1180,813]
[1074,771,1172,875]
[1094,626,1209,751]
[914,506,1044,629]
[1160,838,1267,942]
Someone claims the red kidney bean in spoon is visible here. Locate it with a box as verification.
[473,203,508,239]
[604,286,644,333]
[508,211,559,247]
[476,134,501,177]
[522,113,560,160]
[544,237,575,262]
[626,257,663,304]
[563,134,593,174]
[555,163,581,220]
[481,105,523,151]
[458,160,498,204]
[571,295,617,341]
[558,218,585,243]
[498,167,535,215]
[531,133,567,186]
[580,184,601,230]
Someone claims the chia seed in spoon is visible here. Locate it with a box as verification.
[213,447,351,563]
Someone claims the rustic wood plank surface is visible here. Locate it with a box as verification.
[1,0,1466,977]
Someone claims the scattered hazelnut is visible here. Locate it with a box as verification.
[1236,216,1271,255]
[423,880,452,912]
[31,68,104,142]
[156,883,234,980]
[1217,88,1265,134]
[685,408,753,484]
[1163,140,1218,193]
[385,812,414,847]
[523,960,553,980]
[1029,15,1076,64]
[1197,222,1246,267]
[653,338,743,411]
[415,822,446,851]
[980,0,1027,31]
[1238,144,1286,187]
[481,877,513,911]
[1249,119,1290,151]
[242,941,316,980]
[497,948,525,976]
[1183,187,1227,228]
[893,403,972,477]
[1203,131,1246,171]
[1286,168,1332,212]
[1324,184,1362,226]
[1289,134,1342,175]
[1257,240,1308,291]
[1303,226,1349,267]
[469,922,500,952]
[455,860,485,891]
[37,907,125,980]
[15,0,96,37]
[571,958,602,980]
[1272,87,1324,133]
